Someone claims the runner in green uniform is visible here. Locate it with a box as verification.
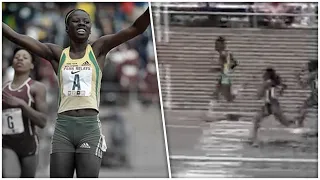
[211,36,241,102]
[207,37,249,121]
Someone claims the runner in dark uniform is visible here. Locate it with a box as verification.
[249,68,294,146]
[2,48,48,177]
[295,61,318,127]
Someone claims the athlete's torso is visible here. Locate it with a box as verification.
[219,51,233,75]
[2,78,36,138]
[57,45,102,115]
[264,78,281,103]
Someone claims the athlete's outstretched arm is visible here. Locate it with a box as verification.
[3,22,61,62]
[93,8,150,56]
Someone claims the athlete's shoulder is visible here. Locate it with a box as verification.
[2,80,11,89]
[30,80,47,95]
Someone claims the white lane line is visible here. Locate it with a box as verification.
[214,120,252,125]
[185,161,242,166]
[170,155,317,163]
[201,136,245,142]
[167,124,314,133]
[167,125,199,128]
[172,166,317,174]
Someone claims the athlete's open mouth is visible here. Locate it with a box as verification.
[77,28,86,34]
[15,62,24,67]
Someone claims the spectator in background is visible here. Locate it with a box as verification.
[254,2,294,28]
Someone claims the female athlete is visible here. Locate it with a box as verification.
[2,48,48,177]
[249,68,294,146]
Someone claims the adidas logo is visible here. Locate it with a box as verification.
[81,61,90,66]
[80,142,91,149]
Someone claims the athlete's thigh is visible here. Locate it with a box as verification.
[75,153,101,178]
[271,101,287,124]
[50,152,75,178]
[2,148,21,178]
[51,119,76,153]
[20,154,38,178]
[270,100,281,113]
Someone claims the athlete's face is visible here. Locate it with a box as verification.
[66,11,92,41]
[12,49,34,73]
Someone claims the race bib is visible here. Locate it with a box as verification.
[62,65,92,96]
[2,108,24,135]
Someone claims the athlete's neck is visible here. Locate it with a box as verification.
[69,41,88,53]
[12,73,30,88]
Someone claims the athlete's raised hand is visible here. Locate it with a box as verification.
[92,7,150,57]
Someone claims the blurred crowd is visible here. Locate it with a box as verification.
[157,2,318,28]
[3,2,159,108]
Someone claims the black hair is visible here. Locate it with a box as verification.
[11,47,35,64]
[65,9,90,26]
[216,36,225,43]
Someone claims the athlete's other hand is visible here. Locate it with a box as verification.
[2,91,26,108]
